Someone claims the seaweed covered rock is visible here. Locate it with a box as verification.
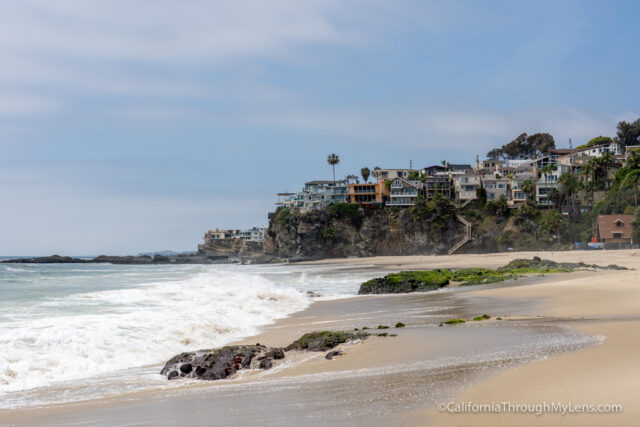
[285,331,369,351]
[160,345,284,381]
[358,271,450,294]
[358,257,628,294]
[499,256,628,272]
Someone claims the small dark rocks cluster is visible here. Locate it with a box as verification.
[161,330,372,381]
[160,345,285,381]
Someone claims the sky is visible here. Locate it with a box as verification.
[1,0,639,255]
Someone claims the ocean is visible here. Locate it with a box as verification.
[0,262,382,409]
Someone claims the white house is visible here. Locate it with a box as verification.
[386,178,422,206]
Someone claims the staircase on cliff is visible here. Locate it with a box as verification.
[448,214,472,255]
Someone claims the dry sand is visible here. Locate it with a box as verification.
[303,250,640,425]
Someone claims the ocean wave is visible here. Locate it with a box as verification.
[0,267,309,395]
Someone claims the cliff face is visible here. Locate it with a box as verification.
[264,204,464,261]
[197,239,271,263]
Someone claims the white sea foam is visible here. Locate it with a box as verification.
[0,266,313,396]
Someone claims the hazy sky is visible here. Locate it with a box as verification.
[2,0,639,255]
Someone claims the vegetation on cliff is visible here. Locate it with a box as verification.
[265,201,463,261]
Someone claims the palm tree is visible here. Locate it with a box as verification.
[626,151,640,169]
[361,167,371,183]
[600,152,615,190]
[521,179,535,204]
[540,209,565,245]
[581,160,594,208]
[345,174,359,184]
[558,172,582,242]
[327,153,340,183]
[625,170,640,208]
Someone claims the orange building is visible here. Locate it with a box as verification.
[348,181,389,204]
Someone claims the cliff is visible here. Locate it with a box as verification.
[264,201,465,261]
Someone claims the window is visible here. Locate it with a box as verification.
[615,220,624,227]
[613,232,623,239]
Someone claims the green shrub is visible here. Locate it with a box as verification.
[322,227,336,239]
[442,318,466,325]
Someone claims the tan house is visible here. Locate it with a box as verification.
[596,215,634,244]
[348,181,388,204]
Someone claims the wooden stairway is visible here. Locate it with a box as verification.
[448,214,472,255]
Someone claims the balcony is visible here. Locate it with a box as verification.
[386,200,415,206]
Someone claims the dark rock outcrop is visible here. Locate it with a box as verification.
[3,253,220,265]
[265,204,463,261]
[161,331,371,381]
[325,350,343,360]
[285,331,369,352]
[160,345,285,381]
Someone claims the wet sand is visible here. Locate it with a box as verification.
[3,250,639,426]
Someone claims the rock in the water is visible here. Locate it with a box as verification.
[285,331,369,352]
[160,345,285,381]
[259,359,272,369]
[325,350,342,360]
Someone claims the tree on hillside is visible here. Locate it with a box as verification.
[503,133,530,159]
[633,210,640,244]
[528,133,556,156]
[559,172,582,243]
[539,164,557,180]
[559,172,582,216]
[616,118,640,146]
[360,167,370,183]
[627,151,640,170]
[407,170,423,181]
[521,179,536,204]
[327,153,340,183]
[540,209,565,245]
[600,152,616,190]
[623,170,640,208]
[494,132,556,160]
[487,148,505,160]
[548,188,563,211]
[345,174,359,184]
[586,136,612,147]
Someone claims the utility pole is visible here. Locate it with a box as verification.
[410,159,413,171]
[569,138,573,166]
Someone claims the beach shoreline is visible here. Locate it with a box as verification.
[3,250,639,426]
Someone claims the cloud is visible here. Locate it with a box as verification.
[247,104,622,151]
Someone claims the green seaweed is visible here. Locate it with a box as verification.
[442,318,466,325]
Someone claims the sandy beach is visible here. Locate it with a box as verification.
[3,250,640,426]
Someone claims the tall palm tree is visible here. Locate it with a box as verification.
[361,167,371,183]
[600,152,615,190]
[558,172,582,243]
[327,153,340,183]
[625,170,640,208]
[521,179,535,204]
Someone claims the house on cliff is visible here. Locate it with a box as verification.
[348,181,388,204]
[387,177,422,206]
[596,215,634,247]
